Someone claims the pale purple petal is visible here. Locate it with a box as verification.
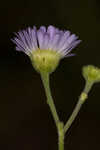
[42,33,50,49]
[12,25,81,58]
[61,40,81,57]
[65,53,76,57]
[39,26,46,33]
[31,30,38,49]
[59,34,78,52]
[67,34,78,44]
[49,34,61,50]
[37,30,44,49]
[47,25,56,39]
[56,31,70,49]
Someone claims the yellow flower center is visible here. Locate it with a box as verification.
[29,49,61,74]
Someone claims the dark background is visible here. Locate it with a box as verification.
[0,0,100,149]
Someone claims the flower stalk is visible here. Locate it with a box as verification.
[41,72,60,128]
[41,72,65,150]
[64,91,88,133]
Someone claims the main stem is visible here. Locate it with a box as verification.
[58,122,64,150]
[41,72,64,150]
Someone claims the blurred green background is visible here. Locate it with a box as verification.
[0,0,100,149]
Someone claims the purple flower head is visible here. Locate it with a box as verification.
[12,25,81,58]
[12,25,81,74]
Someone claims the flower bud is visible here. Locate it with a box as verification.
[82,65,100,83]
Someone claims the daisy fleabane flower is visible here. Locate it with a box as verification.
[12,25,81,74]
